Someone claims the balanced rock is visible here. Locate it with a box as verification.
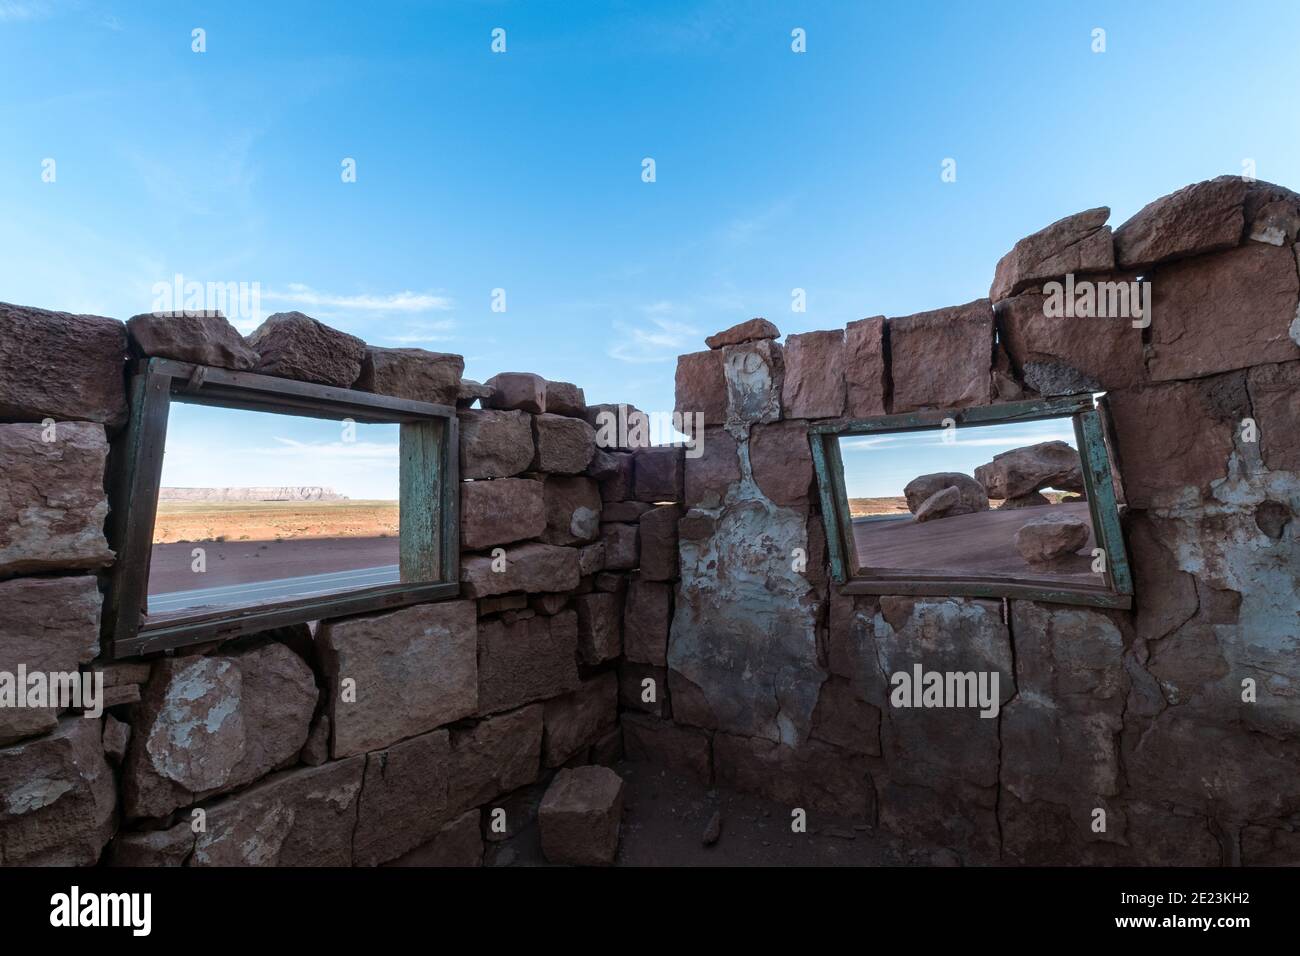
[1015,513,1090,565]
[248,312,365,387]
[705,317,780,350]
[975,441,1084,500]
[902,472,989,517]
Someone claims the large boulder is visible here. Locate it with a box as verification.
[914,486,962,522]
[121,642,318,819]
[0,422,114,576]
[0,302,127,427]
[247,311,365,387]
[126,311,259,370]
[974,441,1084,499]
[354,346,464,405]
[1014,513,1090,565]
[902,472,989,517]
[989,207,1114,302]
[1113,176,1248,270]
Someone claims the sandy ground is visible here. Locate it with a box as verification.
[152,500,399,545]
[458,760,961,868]
[852,501,1100,584]
[148,536,399,595]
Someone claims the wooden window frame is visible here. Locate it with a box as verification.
[808,394,1133,609]
[103,357,460,658]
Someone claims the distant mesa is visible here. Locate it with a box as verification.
[158,486,349,502]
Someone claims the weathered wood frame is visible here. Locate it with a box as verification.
[808,394,1133,609]
[103,357,460,658]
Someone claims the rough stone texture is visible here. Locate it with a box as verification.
[318,600,477,758]
[0,715,116,865]
[102,714,131,765]
[354,346,464,405]
[1114,175,1248,270]
[1248,361,1300,473]
[705,317,780,349]
[913,485,963,523]
[620,661,671,718]
[1000,602,1126,862]
[247,311,365,387]
[0,576,101,745]
[999,491,1051,509]
[634,446,684,503]
[478,611,581,714]
[456,378,494,409]
[458,408,535,480]
[533,413,596,474]
[902,471,989,516]
[675,350,728,425]
[353,730,450,866]
[600,522,639,571]
[190,758,365,866]
[844,315,888,418]
[538,765,625,865]
[1014,512,1091,565]
[637,505,680,582]
[888,299,993,412]
[684,427,739,509]
[621,713,712,782]
[542,672,618,767]
[575,591,623,664]
[541,475,602,546]
[624,575,672,666]
[722,339,784,425]
[127,311,259,370]
[0,422,114,576]
[995,287,1146,392]
[0,302,127,427]
[461,477,546,549]
[461,541,580,597]
[586,447,621,481]
[484,372,546,413]
[810,677,881,756]
[975,441,1084,499]
[544,380,585,417]
[447,704,543,813]
[598,451,635,502]
[1147,242,1300,382]
[1106,375,1241,509]
[781,330,846,418]
[122,642,318,819]
[389,808,483,866]
[669,493,823,745]
[749,421,813,508]
[712,733,875,818]
[578,540,606,576]
[990,206,1114,302]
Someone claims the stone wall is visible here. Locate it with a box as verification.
[0,306,677,866]
[661,176,1300,865]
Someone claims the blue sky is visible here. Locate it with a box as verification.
[3,0,1297,487]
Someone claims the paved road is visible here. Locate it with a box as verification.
[852,501,1100,583]
[148,564,400,614]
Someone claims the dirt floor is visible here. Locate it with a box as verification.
[852,500,1100,584]
[471,760,961,868]
[152,500,399,545]
[148,536,399,594]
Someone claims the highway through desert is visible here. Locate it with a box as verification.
[147,536,401,614]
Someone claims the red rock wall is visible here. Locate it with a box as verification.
[660,176,1300,865]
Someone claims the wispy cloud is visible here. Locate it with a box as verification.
[841,430,1076,452]
[608,305,700,363]
[263,283,454,313]
[240,437,400,467]
[0,0,55,22]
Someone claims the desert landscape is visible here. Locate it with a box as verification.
[151,499,399,545]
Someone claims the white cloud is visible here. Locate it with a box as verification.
[0,1,55,22]
[263,283,453,313]
[242,437,400,467]
[841,430,1076,452]
[608,312,701,364]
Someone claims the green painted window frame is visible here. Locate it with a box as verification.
[808,394,1133,609]
[103,357,460,658]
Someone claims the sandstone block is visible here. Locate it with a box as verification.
[749,420,812,507]
[355,346,464,405]
[127,311,259,369]
[638,505,681,581]
[459,408,534,479]
[1114,175,1247,270]
[541,475,602,545]
[634,446,684,502]
[544,380,586,417]
[542,672,618,767]
[1248,360,1300,473]
[600,522,639,571]
[889,299,993,412]
[247,311,365,387]
[574,591,622,664]
[354,730,450,865]
[624,575,672,666]
[990,206,1114,302]
[683,427,739,508]
[781,330,846,418]
[538,766,625,866]
[484,372,546,413]
[461,541,580,597]
[533,413,596,474]
[706,317,780,349]
[319,600,477,758]
[675,349,728,425]
[844,315,888,418]
[461,477,546,550]
[598,451,635,501]
[388,809,483,866]
[448,704,544,813]
[477,612,580,713]
[0,422,113,576]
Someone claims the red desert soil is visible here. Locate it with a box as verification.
[852,500,1100,584]
[151,500,398,545]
